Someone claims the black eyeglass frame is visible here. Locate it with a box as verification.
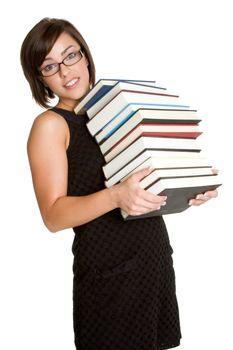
[39,49,84,77]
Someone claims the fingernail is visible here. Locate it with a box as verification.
[189,200,193,205]
[162,202,167,206]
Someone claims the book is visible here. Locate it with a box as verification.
[122,164,213,185]
[73,77,221,219]
[86,90,189,136]
[102,136,201,179]
[95,106,198,144]
[98,108,200,147]
[121,174,222,220]
[86,80,167,119]
[102,123,202,162]
[105,153,212,187]
[74,78,157,115]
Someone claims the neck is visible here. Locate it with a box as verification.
[57,100,76,111]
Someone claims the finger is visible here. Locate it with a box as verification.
[129,194,166,213]
[189,195,210,206]
[128,201,163,216]
[139,189,167,204]
[211,168,219,175]
[196,194,210,201]
[132,167,155,182]
[189,199,205,206]
[204,189,218,198]
[129,208,160,216]
[137,198,163,211]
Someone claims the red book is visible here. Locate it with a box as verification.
[104,123,202,162]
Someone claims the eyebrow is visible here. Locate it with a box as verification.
[61,45,76,55]
[43,45,77,62]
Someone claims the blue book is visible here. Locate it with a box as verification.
[95,103,191,144]
[74,78,156,114]
[86,80,167,119]
[86,89,189,137]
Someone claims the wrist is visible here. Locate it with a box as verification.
[107,184,121,209]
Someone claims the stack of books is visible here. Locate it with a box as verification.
[74,78,221,220]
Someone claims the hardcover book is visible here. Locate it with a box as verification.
[86,90,189,136]
[102,135,201,179]
[86,80,167,119]
[103,123,202,162]
[105,152,212,187]
[98,108,200,150]
[73,77,221,219]
[121,175,221,220]
[74,78,157,115]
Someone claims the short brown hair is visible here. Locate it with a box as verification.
[20,18,96,108]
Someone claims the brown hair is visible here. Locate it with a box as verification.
[20,17,96,108]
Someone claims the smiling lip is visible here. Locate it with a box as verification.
[64,78,79,89]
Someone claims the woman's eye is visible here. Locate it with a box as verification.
[44,64,57,72]
[66,52,77,60]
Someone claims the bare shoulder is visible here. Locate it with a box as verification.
[30,109,68,132]
[28,109,69,149]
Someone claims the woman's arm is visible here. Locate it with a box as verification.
[27,111,166,233]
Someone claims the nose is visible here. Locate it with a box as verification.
[59,62,70,77]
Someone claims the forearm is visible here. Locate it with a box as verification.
[43,187,118,233]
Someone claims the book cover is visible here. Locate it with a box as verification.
[103,123,202,162]
[138,167,214,189]
[73,77,221,220]
[121,175,222,220]
[86,90,189,136]
[86,80,168,119]
[74,78,157,114]
[105,153,212,187]
[95,107,200,144]
[103,136,201,179]
[99,108,200,149]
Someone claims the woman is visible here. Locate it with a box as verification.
[20,17,218,350]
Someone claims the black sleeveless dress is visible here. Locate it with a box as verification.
[52,107,181,350]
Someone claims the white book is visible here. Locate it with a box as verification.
[95,105,196,144]
[102,136,201,179]
[121,174,222,219]
[86,81,167,118]
[74,78,156,114]
[105,152,210,187]
[99,108,200,154]
[103,123,202,162]
[146,174,221,194]
[86,90,188,136]
[123,166,213,186]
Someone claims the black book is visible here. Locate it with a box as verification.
[121,174,222,220]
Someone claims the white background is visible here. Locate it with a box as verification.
[0,0,232,349]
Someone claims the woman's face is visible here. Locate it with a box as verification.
[40,32,90,110]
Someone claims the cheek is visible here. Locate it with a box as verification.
[46,79,61,94]
[81,65,91,86]
[42,76,55,90]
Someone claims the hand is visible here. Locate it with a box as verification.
[113,167,167,216]
[189,168,219,206]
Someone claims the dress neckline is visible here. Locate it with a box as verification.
[51,106,87,122]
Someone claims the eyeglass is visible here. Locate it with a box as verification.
[40,49,84,77]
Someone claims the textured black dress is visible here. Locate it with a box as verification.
[52,107,182,350]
